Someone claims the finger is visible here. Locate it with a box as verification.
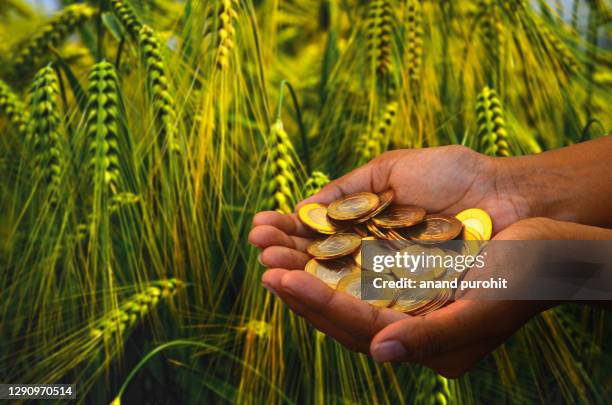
[298,154,397,208]
[252,211,316,238]
[369,300,536,363]
[278,270,407,339]
[260,246,311,269]
[249,225,312,252]
[262,269,371,352]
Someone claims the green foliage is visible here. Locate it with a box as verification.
[0,1,611,403]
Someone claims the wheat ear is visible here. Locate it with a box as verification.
[215,0,238,69]
[303,171,331,198]
[366,0,394,76]
[28,66,65,201]
[85,61,124,193]
[109,0,143,40]
[264,120,301,214]
[405,0,423,80]
[12,5,95,74]
[138,26,180,153]
[90,279,182,338]
[357,101,398,164]
[476,86,510,157]
[0,79,29,137]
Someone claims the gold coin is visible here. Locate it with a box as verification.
[336,272,394,307]
[386,229,406,241]
[352,237,376,268]
[356,189,394,223]
[399,214,463,243]
[462,227,484,241]
[305,258,360,288]
[298,203,337,234]
[390,288,433,313]
[307,233,362,260]
[456,208,493,240]
[372,205,427,229]
[327,192,380,221]
[366,221,387,239]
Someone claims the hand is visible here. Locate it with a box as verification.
[249,145,612,377]
[253,217,611,377]
[250,146,525,277]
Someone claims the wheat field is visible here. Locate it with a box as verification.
[0,0,611,403]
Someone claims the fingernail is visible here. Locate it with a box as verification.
[372,341,407,363]
[257,253,264,266]
[263,283,278,296]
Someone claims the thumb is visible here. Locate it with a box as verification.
[297,152,397,209]
[369,300,533,363]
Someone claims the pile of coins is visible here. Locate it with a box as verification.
[298,190,493,315]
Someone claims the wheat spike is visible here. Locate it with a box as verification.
[357,101,398,164]
[512,4,580,75]
[431,375,452,404]
[215,0,238,69]
[264,119,301,214]
[476,86,510,157]
[405,0,423,80]
[478,0,504,66]
[12,4,95,74]
[28,66,65,201]
[536,21,580,75]
[415,372,452,405]
[109,0,143,40]
[90,279,182,338]
[303,171,330,198]
[366,0,394,76]
[0,79,29,137]
[85,61,124,193]
[138,26,180,153]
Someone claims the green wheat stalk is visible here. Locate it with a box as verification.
[215,0,238,69]
[0,79,29,137]
[109,0,144,40]
[303,171,330,198]
[138,25,180,153]
[476,86,510,157]
[405,0,423,81]
[90,279,182,339]
[356,101,398,165]
[366,0,394,77]
[264,119,302,214]
[27,65,65,203]
[85,61,124,194]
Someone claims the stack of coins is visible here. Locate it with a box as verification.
[298,190,493,315]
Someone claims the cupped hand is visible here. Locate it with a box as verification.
[250,146,524,285]
[253,216,605,377]
[247,147,573,377]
